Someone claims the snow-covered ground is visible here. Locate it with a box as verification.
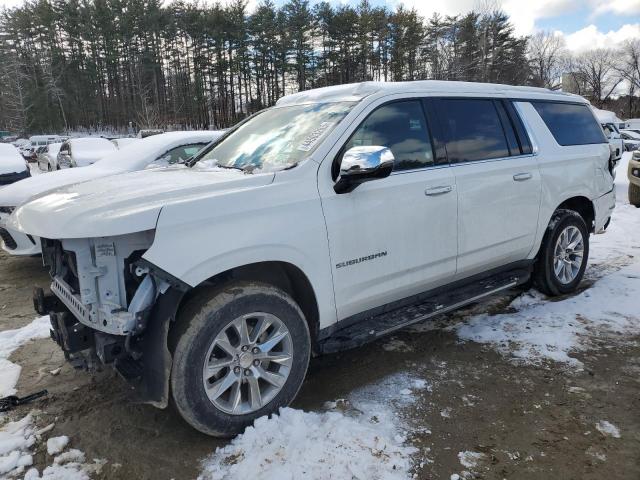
[0,316,50,397]
[0,154,637,480]
[0,319,104,479]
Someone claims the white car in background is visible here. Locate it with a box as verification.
[620,130,640,151]
[0,144,30,187]
[0,131,221,256]
[37,142,63,171]
[601,123,624,160]
[57,138,117,168]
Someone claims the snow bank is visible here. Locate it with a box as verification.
[590,152,639,268]
[0,414,35,475]
[453,262,640,368]
[453,153,640,368]
[0,316,50,397]
[199,370,427,479]
[198,407,416,480]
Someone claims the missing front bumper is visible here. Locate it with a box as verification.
[33,285,183,409]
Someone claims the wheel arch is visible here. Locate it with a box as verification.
[179,261,321,354]
[555,196,595,233]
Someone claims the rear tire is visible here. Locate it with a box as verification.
[629,183,640,207]
[533,209,589,296]
[170,281,311,437]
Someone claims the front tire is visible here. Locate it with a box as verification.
[170,281,311,437]
[629,182,640,207]
[534,209,589,296]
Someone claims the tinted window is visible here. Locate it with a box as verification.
[532,102,606,146]
[504,101,533,155]
[343,100,433,171]
[439,99,510,163]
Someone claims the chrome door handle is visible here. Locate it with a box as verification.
[513,172,532,181]
[425,185,453,196]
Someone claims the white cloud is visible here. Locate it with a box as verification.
[502,0,576,36]
[591,0,640,17]
[388,0,639,36]
[562,23,640,52]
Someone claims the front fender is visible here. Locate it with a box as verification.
[141,167,337,331]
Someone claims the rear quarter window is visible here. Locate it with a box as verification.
[531,102,606,146]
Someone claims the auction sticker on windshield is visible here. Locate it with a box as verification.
[297,122,334,152]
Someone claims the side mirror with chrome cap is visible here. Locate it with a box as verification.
[334,146,394,194]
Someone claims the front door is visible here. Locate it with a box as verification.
[318,99,458,321]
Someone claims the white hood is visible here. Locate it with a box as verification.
[0,163,123,207]
[9,167,274,238]
[0,144,28,175]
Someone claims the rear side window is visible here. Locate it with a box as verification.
[438,99,510,163]
[342,100,434,171]
[531,102,606,146]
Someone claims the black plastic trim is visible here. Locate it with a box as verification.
[318,259,534,342]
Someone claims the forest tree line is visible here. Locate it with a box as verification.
[0,0,638,135]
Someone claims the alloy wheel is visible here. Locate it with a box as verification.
[553,225,584,284]
[201,312,293,415]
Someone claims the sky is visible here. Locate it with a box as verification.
[0,0,638,52]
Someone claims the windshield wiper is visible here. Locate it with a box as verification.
[217,164,246,172]
[177,155,194,165]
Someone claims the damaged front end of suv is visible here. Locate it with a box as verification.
[34,232,187,407]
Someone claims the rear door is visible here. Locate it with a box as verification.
[434,97,542,277]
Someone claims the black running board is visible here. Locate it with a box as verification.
[318,268,530,354]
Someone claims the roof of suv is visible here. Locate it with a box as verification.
[276,80,584,107]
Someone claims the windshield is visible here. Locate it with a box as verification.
[195,102,354,172]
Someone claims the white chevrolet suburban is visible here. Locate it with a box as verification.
[9,81,615,437]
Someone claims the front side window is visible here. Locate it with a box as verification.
[439,99,510,163]
[342,100,434,171]
[532,102,607,146]
[196,102,354,172]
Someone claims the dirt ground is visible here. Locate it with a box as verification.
[2,249,639,480]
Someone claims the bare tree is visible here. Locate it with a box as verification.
[570,49,623,107]
[616,39,640,90]
[528,31,565,89]
[0,51,32,134]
